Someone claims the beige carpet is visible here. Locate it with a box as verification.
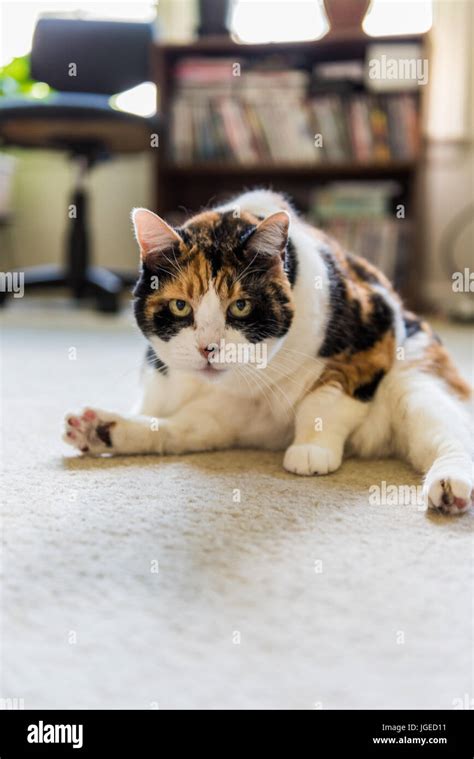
[1,298,473,710]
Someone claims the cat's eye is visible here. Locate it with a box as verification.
[229,299,252,318]
[169,299,192,317]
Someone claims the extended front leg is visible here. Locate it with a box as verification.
[64,404,233,456]
[283,384,368,475]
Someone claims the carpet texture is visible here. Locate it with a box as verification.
[1,301,473,710]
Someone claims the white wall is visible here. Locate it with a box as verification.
[421,0,474,311]
[422,143,474,308]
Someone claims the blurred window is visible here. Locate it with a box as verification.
[230,0,329,43]
[363,0,432,36]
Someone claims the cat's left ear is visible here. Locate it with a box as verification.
[131,207,181,261]
[246,211,290,260]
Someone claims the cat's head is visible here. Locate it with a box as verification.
[132,207,295,378]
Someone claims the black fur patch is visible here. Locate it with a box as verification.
[346,254,379,284]
[354,369,385,401]
[133,249,185,340]
[226,273,293,342]
[284,239,298,287]
[146,345,168,375]
[152,305,193,342]
[319,249,394,358]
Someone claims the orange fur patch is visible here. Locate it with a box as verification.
[314,330,396,397]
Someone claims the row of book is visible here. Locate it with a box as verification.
[310,93,418,162]
[170,62,419,164]
[309,183,409,284]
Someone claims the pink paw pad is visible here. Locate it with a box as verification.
[68,416,80,428]
[82,409,96,421]
[453,497,468,510]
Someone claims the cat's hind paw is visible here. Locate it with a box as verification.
[283,443,342,476]
[424,471,473,515]
[63,407,119,455]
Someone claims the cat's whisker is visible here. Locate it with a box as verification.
[235,365,257,398]
[154,265,179,281]
[236,365,276,418]
[274,353,323,375]
[170,247,186,278]
[261,361,307,389]
[246,368,294,427]
[278,346,325,368]
[242,364,295,424]
[234,267,270,284]
[266,353,319,381]
[158,247,188,281]
[230,252,260,287]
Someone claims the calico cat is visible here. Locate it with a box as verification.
[64,190,472,515]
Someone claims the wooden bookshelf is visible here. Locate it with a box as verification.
[152,32,426,306]
[162,160,417,177]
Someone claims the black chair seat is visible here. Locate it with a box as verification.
[0,93,158,152]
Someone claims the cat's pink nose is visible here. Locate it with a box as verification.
[199,344,215,360]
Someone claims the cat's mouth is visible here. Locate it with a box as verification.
[199,363,228,378]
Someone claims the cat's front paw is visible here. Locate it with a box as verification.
[283,443,342,476]
[424,471,473,515]
[63,408,119,455]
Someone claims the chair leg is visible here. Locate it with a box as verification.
[1,158,133,312]
[86,266,122,313]
[23,264,67,288]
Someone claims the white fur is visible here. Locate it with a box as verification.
[65,190,473,515]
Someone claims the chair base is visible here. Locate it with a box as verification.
[0,152,141,313]
[0,264,136,313]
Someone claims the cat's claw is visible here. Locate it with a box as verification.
[63,407,118,455]
[283,443,342,476]
[424,474,473,515]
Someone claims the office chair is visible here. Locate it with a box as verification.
[0,18,158,312]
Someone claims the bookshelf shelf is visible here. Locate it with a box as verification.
[155,32,424,58]
[162,160,418,177]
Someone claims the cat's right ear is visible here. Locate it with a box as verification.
[131,208,181,262]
